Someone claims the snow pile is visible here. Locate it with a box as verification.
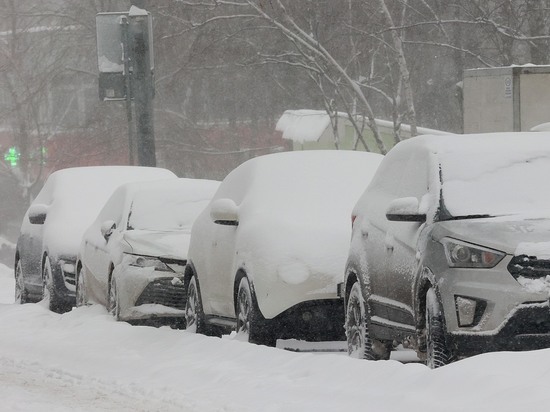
[0,263,13,304]
[516,276,550,294]
[4,247,550,411]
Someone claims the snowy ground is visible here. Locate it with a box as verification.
[2,263,550,411]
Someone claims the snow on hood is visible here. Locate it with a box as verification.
[435,216,550,255]
[123,230,191,260]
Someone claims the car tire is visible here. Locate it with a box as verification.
[42,256,69,313]
[345,280,388,360]
[75,264,88,307]
[236,277,276,347]
[108,274,120,320]
[184,275,206,334]
[15,259,29,304]
[425,287,452,368]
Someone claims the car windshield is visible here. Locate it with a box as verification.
[440,151,550,218]
[127,192,210,231]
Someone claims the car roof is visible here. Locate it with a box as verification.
[394,132,550,157]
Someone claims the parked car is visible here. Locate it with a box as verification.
[15,166,176,313]
[343,132,550,368]
[184,150,383,345]
[76,178,219,323]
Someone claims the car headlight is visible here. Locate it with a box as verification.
[441,238,505,268]
[126,254,173,272]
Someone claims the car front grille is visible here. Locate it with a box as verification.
[135,277,186,309]
[508,255,550,279]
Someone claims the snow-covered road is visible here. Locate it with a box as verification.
[2,263,550,411]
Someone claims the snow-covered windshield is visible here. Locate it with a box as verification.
[127,179,219,231]
[440,149,550,218]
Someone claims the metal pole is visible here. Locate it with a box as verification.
[130,7,156,167]
[121,16,135,166]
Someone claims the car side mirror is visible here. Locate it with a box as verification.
[386,197,426,222]
[28,204,48,225]
[210,198,239,226]
[100,220,117,240]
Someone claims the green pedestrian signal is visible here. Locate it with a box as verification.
[4,147,20,167]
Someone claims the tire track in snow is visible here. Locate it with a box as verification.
[0,357,194,412]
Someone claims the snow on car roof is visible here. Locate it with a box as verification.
[39,166,176,255]
[225,150,383,214]
[208,150,384,286]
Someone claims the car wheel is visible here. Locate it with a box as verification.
[184,275,206,334]
[345,280,387,360]
[236,277,276,347]
[42,256,68,313]
[15,260,29,304]
[75,265,88,307]
[108,274,120,320]
[425,287,452,368]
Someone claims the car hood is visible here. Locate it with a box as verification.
[123,230,190,260]
[433,216,550,256]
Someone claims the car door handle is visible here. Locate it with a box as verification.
[385,234,395,252]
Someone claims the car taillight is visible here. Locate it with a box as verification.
[351,215,357,228]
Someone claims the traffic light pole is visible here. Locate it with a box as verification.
[121,16,135,166]
[96,3,156,167]
[130,7,156,167]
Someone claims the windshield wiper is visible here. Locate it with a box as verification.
[443,214,493,221]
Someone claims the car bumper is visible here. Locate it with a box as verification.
[271,299,345,341]
[450,302,550,356]
[436,255,550,333]
[114,265,186,321]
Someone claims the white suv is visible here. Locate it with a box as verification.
[343,132,550,368]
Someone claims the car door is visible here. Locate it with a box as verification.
[204,217,239,317]
[19,178,54,288]
[357,149,411,330]
[382,149,431,330]
[82,187,127,302]
[198,167,251,319]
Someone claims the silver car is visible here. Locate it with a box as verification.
[77,178,219,323]
[343,132,550,368]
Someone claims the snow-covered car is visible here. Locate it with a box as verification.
[184,150,383,345]
[344,132,550,368]
[15,166,176,313]
[76,178,220,322]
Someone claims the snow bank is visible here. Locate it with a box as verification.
[2,264,550,411]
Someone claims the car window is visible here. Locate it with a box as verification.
[94,186,127,229]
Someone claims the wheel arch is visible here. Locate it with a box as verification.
[233,268,248,315]
[344,269,359,308]
[106,263,115,297]
[415,267,436,331]
[183,261,197,289]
